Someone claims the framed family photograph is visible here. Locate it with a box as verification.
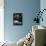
[13,13,23,25]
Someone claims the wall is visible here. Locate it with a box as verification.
[0,0,4,42]
[40,0,46,26]
[4,0,40,42]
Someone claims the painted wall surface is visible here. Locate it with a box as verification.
[4,0,40,42]
[0,0,4,42]
[40,0,46,26]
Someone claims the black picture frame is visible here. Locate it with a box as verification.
[13,13,23,25]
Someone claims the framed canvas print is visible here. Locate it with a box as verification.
[13,13,23,25]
